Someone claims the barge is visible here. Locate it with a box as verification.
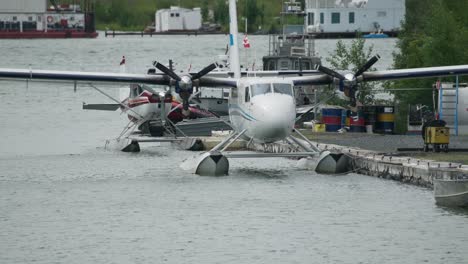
[0,0,97,39]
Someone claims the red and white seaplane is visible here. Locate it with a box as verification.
[80,61,222,152]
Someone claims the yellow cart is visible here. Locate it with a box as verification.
[423,126,450,152]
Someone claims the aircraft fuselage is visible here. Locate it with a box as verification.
[229,78,297,143]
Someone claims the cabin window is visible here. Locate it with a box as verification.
[294,61,311,70]
[13,16,17,21]
[28,16,33,21]
[349,12,355,24]
[308,13,314,25]
[231,88,238,98]
[130,84,143,97]
[331,13,340,24]
[251,84,271,97]
[176,13,180,17]
[245,87,250,102]
[280,61,289,70]
[320,13,324,24]
[273,84,293,96]
[170,13,174,17]
[268,61,276,70]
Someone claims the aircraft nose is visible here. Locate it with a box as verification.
[251,94,296,142]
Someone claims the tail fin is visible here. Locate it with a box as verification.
[228,0,241,79]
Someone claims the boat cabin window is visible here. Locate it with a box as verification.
[349,12,355,24]
[273,83,293,96]
[294,60,311,70]
[251,83,271,97]
[331,12,340,24]
[308,13,314,25]
[245,87,250,102]
[280,61,290,70]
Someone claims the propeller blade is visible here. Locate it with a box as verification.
[190,63,218,80]
[153,61,182,81]
[317,65,346,80]
[182,98,190,111]
[354,54,380,77]
[348,85,359,108]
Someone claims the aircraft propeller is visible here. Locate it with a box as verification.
[153,61,218,112]
[316,54,380,107]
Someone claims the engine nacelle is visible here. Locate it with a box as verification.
[175,75,194,95]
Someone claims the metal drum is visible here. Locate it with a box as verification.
[362,106,377,132]
[349,111,366,132]
[322,108,344,132]
[375,106,395,134]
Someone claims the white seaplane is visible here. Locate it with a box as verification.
[2,0,468,175]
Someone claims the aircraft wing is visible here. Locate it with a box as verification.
[361,65,468,82]
[0,68,171,85]
[199,76,238,88]
[289,64,468,86]
[292,74,333,86]
[205,70,322,78]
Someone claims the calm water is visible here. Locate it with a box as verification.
[1,34,467,264]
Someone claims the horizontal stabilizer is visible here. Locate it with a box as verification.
[82,103,120,111]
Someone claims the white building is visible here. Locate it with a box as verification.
[0,0,85,32]
[305,0,405,34]
[155,6,202,32]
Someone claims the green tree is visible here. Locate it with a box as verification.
[326,37,376,105]
[391,0,468,107]
[214,0,229,29]
[245,0,259,33]
[201,0,210,22]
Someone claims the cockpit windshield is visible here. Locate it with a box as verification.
[273,83,293,96]
[251,83,271,97]
[130,84,144,97]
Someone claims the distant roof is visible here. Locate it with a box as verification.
[156,6,200,13]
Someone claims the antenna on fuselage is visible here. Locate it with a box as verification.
[228,0,241,79]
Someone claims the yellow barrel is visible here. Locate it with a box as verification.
[313,123,326,132]
[375,106,395,134]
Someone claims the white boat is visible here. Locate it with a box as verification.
[434,177,468,207]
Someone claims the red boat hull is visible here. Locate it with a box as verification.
[0,31,98,39]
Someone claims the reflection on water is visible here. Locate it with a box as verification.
[235,168,288,179]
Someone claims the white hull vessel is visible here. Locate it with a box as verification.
[434,179,468,207]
